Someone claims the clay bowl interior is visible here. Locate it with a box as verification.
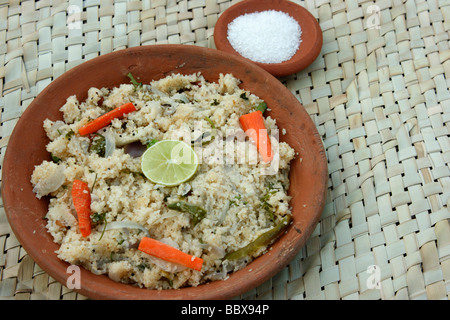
[2,44,327,300]
[214,0,323,77]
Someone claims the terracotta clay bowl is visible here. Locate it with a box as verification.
[2,44,327,300]
[214,0,323,77]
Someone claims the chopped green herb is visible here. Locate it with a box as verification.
[147,138,158,148]
[204,116,215,129]
[91,212,106,224]
[127,72,142,90]
[203,116,216,146]
[260,182,279,221]
[137,262,150,271]
[65,129,75,140]
[91,212,107,241]
[229,194,247,207]
[51,153,61,163]
[261,199,275,222]
[89,133,106,157]
[255,102,267,113]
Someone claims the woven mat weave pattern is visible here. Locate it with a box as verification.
[0,0,449,300]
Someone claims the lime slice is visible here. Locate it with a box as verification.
[141,140,199,187]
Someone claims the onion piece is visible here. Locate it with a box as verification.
[198,243,225,258]
[142,84,152,92]
[152,211,181,225]
[80,139,90,153]
[114,133,141,147]
[32,163,66,199]
[104,220,150,237]
[123,141,147,157]
[172,93,190,104]
[103,127,116,158]
[216,200,230,225]
[162,104,177,116]
[150,86,168,98]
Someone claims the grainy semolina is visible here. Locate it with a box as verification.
[31,73,295,289]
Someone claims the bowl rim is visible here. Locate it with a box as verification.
[2,44,328,300]
[214,0,323,77]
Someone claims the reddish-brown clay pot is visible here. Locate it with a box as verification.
[214,0,323,77]
[2,44,327,300]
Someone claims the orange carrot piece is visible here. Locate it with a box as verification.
[78,102,136,135]
[239,110,273,162]
[138,237,203,271]
[71,179,92,237]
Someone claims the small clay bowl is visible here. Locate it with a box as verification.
[214,0,323,77]
[2,45,327,300]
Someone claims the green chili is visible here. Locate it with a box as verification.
[224,215,292,261]
[167,201,207,226]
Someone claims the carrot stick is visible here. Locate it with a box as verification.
[78,102,136,135]
[138,237,203,271]
[239,110,273,162]
[71,179,92,237]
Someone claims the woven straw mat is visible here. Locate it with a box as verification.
[0,0,449,300]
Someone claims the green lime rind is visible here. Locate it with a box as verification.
[141,140,199,187]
